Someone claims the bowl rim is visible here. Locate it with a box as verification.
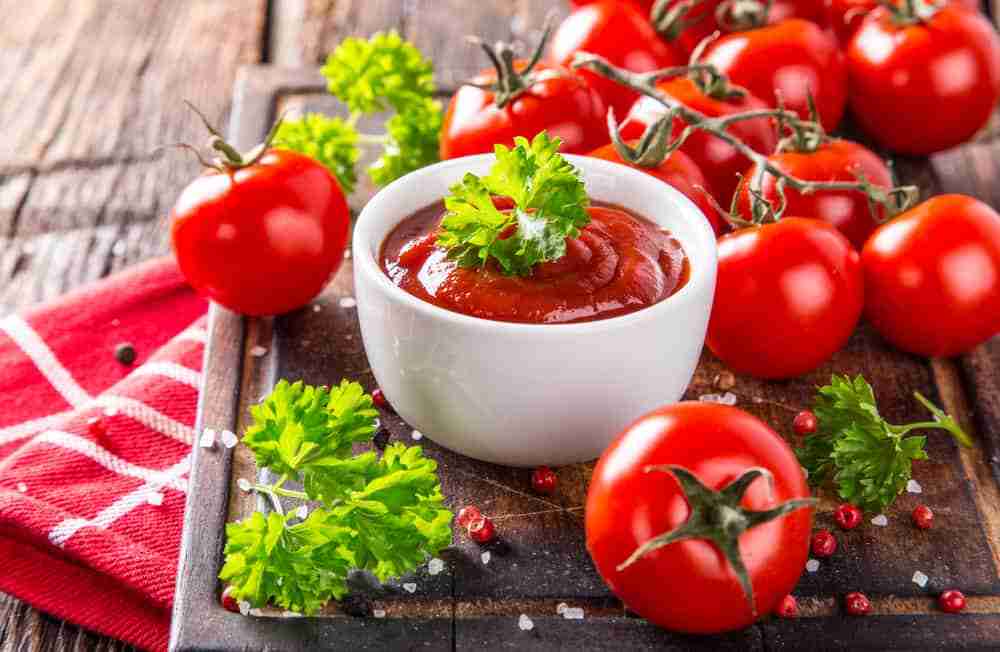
[353,153,718,335]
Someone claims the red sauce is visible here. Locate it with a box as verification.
[381,201,688,324]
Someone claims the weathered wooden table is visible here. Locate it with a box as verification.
[4,1,1000,650]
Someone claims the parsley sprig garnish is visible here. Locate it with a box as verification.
[219,380,453,614]
[437,132,591,276]
[272,32,442,194]
[796,375,972,512]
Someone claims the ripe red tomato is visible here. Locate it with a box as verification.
[586,402,814,633]
[846,4,1000,155]
[622,77,777,204]
[735,139,892,249]
[703,19,847,131]
[549,1,683,118]
[588,143,725,235]
[862,194,1000,357]
[827,0,979,44]
[440,61,607,159]
[170,149,350,316]
[708,218,863,378]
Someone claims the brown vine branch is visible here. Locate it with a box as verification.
[572,52,920,220]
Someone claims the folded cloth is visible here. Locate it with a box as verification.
[0,257,207,651]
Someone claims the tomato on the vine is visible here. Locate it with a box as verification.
[586,402,814,633]
[622,76,777,205]
[440,59,607,159]
[171,145,350,316]
[827,0,979,44]
[708,218,863,378]
[735,138,892,249]
[703,18,847,131]
[549,0,683,117]
[588,143,725,235]
[846,3,1000,155]
[862,194,1000,358]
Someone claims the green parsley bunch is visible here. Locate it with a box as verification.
[219,379,453,615]
[437,132,591,276]
[272,32,442,194]
[797,375,972,512]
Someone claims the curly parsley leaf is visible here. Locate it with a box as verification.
[437,132,591,276]
[368,97,443,187]
[219,511,356,614]
[322,30,436,116]
[223,381,453,614]
[241,379,377,478]
[796,375,971,512]
[273,113,360,194]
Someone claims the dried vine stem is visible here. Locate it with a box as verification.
[572,52,920,219]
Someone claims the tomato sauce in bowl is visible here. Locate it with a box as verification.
[380,201,689,324]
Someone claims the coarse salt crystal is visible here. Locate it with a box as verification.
[411,430,423,441]
[339,297,357,309]
[199,429,216,448]
[907,479,923,494]
[295,505,309,520]
[16,482,27,493]
[871,514,888,527]
[250,345,268,357]
[428,558,445,575]
[518,614,534,631]
[312,304,322,312]
[805,559,820,573]
[221,430,239,448]
[481,551,491,565]
[912,570,929,587]
[563,607,585,620]
[238,600,251,616]
[237,478,252,492]
[719,392,738,406]
[402,582,417,593]
[147,492,164,506]
[373,608,386,618]
[556,602,568,615]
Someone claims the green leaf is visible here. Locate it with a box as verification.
[242,379,377,477]
[272,113,360,194]
[796,375,966,512]
[219,511,354,614]
[311,443,453,583]
[368,97,442,187]
[322,31,436,116]
[437,132,591,276]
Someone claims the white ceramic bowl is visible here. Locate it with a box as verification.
[353,154,717,467]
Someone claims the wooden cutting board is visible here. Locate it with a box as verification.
[169,60,1000,651]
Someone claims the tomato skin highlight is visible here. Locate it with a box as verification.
[846,5,1000,155]
[861,194,1000,358]
[708,218,864,379]
[440,61,607,159]
[735,139,892,249]
[703,19,847,131]
[587,143,725,236]
[170,149,350,316]
[549,1,683,118]
[586,402,813,633]
[621,77,778,205]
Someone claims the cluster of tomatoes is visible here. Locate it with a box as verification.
[439,0,1000,378]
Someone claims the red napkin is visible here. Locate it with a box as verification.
[0,258,207,651]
